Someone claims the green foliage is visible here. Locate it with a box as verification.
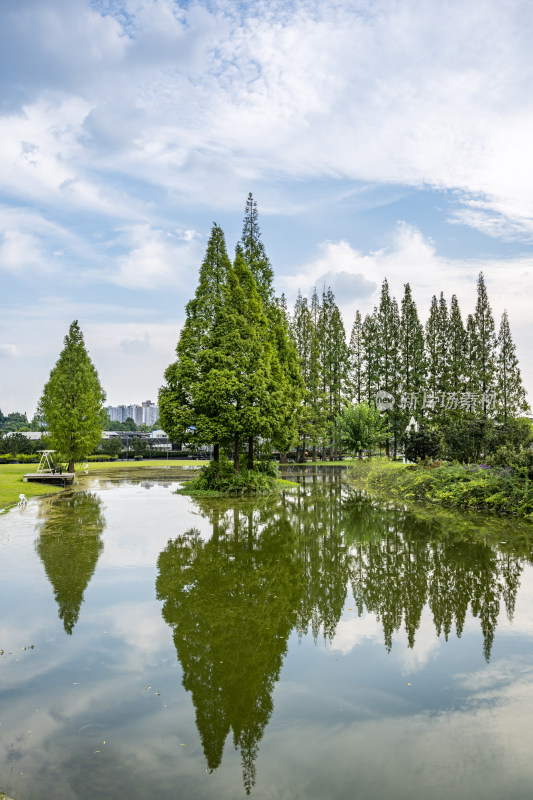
[87,454,118,461]
[100,437,123,457]
[448,294,467,397]
[159,222,233,449]
[317,288,349,456]
[240,191,274,305]
[469,271,496,403]
[255,458,279,478]
[490,417,533,451]
[496,310,529,419]
[38,320,106,471]
[348,310,364,404]
[487,446,533,475]
[399,283,426,396]
[161,206,303,469]
[425,292,449,399]
[0,432,37,454]
[441,418,493,462]
[336,402,391,456]
[13,453,40,463]
[403,427,440,462]
[178,456,281,496]
[130,437,149,457]
[359,460,533,519]
[0,411,30,432]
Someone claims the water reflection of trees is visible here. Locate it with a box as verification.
[156,468,530,791]
[36,492,105,634]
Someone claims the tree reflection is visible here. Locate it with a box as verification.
[156,500,305,793]
[156,469,529,791]
[36,491,105,634]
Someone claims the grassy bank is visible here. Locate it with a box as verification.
[349,459,533,520]
[0,460,203,512]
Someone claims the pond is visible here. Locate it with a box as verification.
[1,465,533,799]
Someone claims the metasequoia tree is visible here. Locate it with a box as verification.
[38,320,106,473]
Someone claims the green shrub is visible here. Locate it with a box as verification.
[403,427,440,462]
[355,460,533,519]
[441,418,492,462]
[87,454,118,462]
[179,455,280,496]
[255,458,279,478]
[15,453,39,463]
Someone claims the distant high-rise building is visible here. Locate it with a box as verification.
[142,400,159,426]
[105,401,158,426]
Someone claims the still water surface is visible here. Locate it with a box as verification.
[1,466,533,799]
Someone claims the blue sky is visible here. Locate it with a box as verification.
[1,0,533,415]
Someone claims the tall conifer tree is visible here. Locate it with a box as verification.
[362,310,380,406]
[471,272,496,410]
[240,192,274,305]
[496,310,528,420]
[448,294,467,397]
[238,195,302,463]
[317,288,349,458]
[348,311,364,405]
[38,320,106,473]
[159,224,232,460]
[399,283,425,398]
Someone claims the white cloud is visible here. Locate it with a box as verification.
[0,0,532,229]
[0,229,50,274]
[0,343,18,358]
[113,225,204,288]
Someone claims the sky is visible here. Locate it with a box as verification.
[1,0,533,416]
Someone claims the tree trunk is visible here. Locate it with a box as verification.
[312,445,317,461]
[247,436,254,470]
[280,451,288,464]
[68,459,75,473]
[234,433,240,472]
[213,443,220,478]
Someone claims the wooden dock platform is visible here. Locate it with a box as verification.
[23,473,75,486]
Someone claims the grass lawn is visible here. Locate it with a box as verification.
[0,460,203,512]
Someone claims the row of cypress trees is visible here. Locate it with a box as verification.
[291,273,528,458]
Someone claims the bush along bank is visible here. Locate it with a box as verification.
[349,459,533,520]
[175,455,297,497]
